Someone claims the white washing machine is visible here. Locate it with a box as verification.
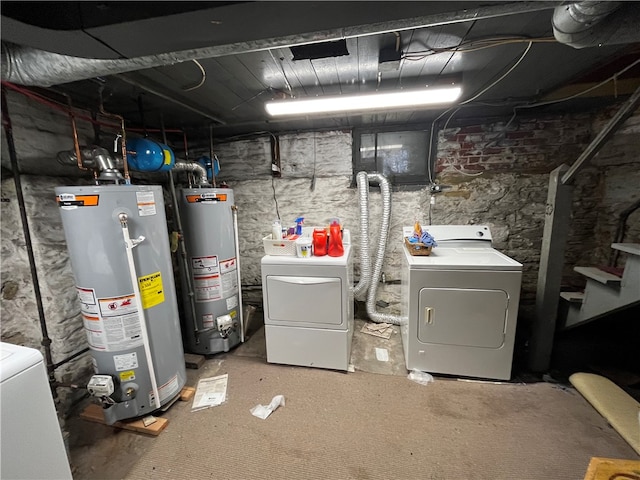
[401,225,522,380]
[0,342,73,479]
[261,242,353,371]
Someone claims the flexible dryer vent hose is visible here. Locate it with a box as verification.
[357,172,407,326]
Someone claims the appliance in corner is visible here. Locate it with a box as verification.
[0,342,73,479]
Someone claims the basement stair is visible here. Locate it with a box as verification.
[559,243,640,330]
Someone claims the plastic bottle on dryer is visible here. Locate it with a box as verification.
[272,219,283,240]
[313,228,328,256]
[327,220,344,257]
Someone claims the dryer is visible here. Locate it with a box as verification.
[261,243,353,371]
[401,225,522,380]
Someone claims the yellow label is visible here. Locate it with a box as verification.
[119,370,136,381]
[163,149,172,165]
[138,271,165,309]
[229,310,237,318]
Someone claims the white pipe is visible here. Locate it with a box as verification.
[232,205,245,343]
[118,213,161,409]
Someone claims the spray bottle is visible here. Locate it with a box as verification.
[295,217,305,236]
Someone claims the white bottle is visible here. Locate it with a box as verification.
[272,220,283,240]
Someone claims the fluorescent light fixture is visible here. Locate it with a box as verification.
[265,86,462,117]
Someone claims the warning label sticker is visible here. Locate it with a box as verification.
[119,370,136,382]
[192,256,218,274]
[138,271,165,309]
[192,255,222,302]
[82,314,107,351]
[136,190,156,217]
[202,313,214,329]
[78,287,105,350]
[226,295,238,310]
[78,288,143,352]
[194,274,222,302]
[114,352,139,371]
[96,294,143,351]
[149,373,180,406]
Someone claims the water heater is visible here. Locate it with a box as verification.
[55,184,186,424]
[177,187,242,354]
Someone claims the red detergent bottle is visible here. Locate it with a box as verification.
[327,220,344,257]
[313,228,328,256]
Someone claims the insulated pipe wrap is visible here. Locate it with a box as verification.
[551,1,640,48]
[1,42,183,87]
[173,161,209,186]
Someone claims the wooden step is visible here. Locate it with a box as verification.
[560,291,584,303]
[574,266,622,286]
[611,242,640,256]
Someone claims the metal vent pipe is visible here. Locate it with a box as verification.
[552,1,640,48]
[1,3,557,87]
[173,161,209,186]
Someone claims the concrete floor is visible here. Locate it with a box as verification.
[234,307,408,377]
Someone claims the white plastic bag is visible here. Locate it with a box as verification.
[408,369,434,386]
[250,394,285,420]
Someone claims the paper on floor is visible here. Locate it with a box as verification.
[361,322,393,339]
[375,347,389,362]
[192,373,228,412]
[250,395,285,420]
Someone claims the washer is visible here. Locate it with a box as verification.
[1,342,73,479]
[401,225,522,380]
[261,243,353,371]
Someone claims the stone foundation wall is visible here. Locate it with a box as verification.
[2,89,639,416]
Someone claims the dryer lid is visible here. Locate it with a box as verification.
[404,245,522,270]
[403,225,492,245]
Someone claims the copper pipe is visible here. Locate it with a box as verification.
[63,94,87,171]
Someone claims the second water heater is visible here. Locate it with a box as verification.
[177,187,242,354]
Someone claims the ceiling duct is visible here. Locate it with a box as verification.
[1,2,556,88]
[552,1,640,48]
[290,40,349,61]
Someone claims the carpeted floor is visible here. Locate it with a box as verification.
[119,353,637,480]
[67,315,639,480]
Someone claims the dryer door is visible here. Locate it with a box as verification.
[265,275,343,326]
[418,287,507,348]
